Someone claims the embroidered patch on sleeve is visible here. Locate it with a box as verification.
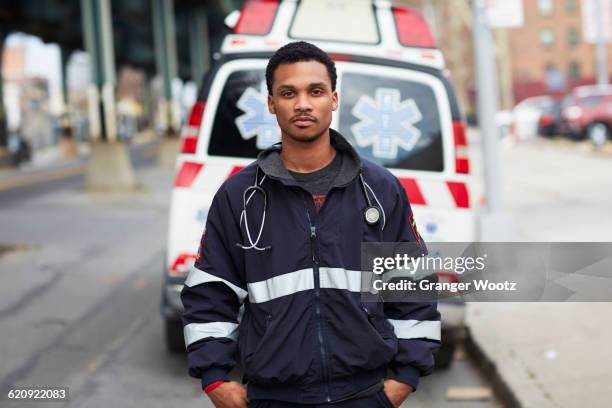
[408,212,423,243]
[195,227,208,263]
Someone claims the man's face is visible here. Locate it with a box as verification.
[268,60,338,143]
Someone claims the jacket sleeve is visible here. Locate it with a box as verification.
[181,186,247,389]
[382,178,441,392]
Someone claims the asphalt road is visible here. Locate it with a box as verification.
[0,147,504,408]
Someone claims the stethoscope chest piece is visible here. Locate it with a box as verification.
[363,206,381,226]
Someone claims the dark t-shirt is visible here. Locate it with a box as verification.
[288,151,343,212]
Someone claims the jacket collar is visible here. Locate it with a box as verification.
[256,128,361,188]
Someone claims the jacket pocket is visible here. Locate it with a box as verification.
[242,296,317,385]
[325,293,397,379]
[360,302,395,342]
[238,309,272,363]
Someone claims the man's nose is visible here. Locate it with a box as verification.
[294,93,313,111]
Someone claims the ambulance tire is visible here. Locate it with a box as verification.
[165,318,185,353]
[434,342,455,369]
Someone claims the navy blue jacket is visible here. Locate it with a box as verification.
[181,129,440,403]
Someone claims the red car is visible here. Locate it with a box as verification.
[561,85,612,146]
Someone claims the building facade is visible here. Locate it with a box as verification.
[398,0,612,112]
[508,0,612,102]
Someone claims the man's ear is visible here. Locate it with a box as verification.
[331,90,339,111]
[268,94,276,114]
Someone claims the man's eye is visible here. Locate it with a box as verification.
[282,91,294,97]
[312,89,323,96]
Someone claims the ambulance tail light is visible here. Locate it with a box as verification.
[232,0,279,35]
[392,6,436,48]
[169,253,197,278]
[453,120,470,174]
[539,114,554,127]
[436,271,459,284]
[436,271,463,296]
[181,101,205,154]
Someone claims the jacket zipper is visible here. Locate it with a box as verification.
[307,210,332,402]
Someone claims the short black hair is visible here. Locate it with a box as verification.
[265,41,337,95]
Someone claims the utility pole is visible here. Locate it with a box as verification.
[0,29,8,165]
[471,0,514,240]
[594,0,610,85]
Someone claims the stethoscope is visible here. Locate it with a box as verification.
[236,167,386,251]
[236,167,270,251]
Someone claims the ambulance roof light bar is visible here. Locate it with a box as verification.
[392,6,436,48]
[230,0,280,35]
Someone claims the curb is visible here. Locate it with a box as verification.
[464,326,521,408]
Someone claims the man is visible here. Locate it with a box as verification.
[182,41,440,408]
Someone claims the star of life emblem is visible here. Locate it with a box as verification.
[235,81,281,149]
[350,88,423,159]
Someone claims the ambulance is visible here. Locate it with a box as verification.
[162,0,475,368]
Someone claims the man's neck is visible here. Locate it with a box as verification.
[280,129,336,173]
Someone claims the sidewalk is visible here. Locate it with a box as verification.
[0,130,158,191]
[0,145,86,191]
[467,302,612,408]
[0,143,80,174]
[464,137,612,408]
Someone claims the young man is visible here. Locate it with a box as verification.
[181,41,440,408]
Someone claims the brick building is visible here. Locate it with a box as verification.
[508,0,612,102]
[397,0,612,112]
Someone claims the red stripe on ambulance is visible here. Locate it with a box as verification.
[175,162,204,188]
[446,181,470,208]
[398,177,426,205]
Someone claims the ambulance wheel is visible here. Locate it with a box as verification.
[165,318,185,353]
[434,342,455,369]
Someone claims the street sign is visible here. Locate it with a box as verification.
[582,0,612,43]
[486,0,524,28]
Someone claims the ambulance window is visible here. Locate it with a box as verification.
[338,72,444,172]
[289,0,380,44]
[208,69,280,158]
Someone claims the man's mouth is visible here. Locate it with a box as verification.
[292,116,316,127]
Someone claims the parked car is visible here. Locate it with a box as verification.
[162,0,476,369]
[511,96,556,141]
[560,85,612,146]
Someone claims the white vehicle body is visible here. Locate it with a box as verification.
[511,95,556,141]
[162,0,475,361]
